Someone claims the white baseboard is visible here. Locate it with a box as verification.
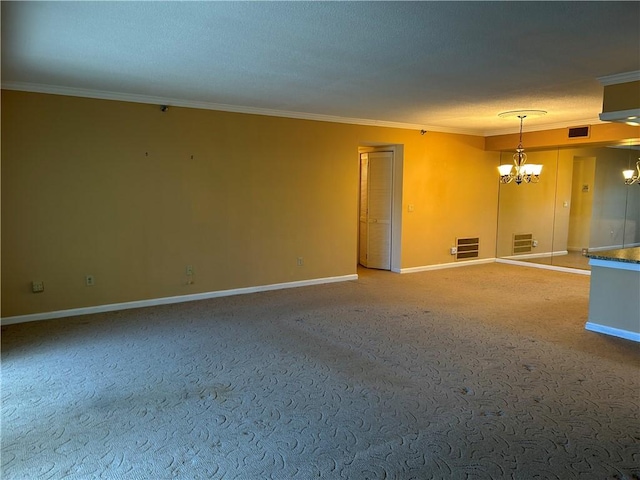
[588,245,622,252]
[501,250,568,260]
[585,322,640,342]
[571,244,640,253]
[1,274,358,326]
[399,258,495,274]
[495,258,591,275]
[588,242,640,252]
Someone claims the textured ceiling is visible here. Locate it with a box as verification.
[2,1,639,135]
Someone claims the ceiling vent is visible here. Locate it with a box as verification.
[568,126,590,139]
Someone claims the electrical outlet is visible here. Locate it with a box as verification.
[297,257,304,266]
[450,247,457,255]
[32,281,44,293]
[532,240,538,247]
[85,275,95,286]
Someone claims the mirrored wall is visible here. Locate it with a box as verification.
[497,144,640,270]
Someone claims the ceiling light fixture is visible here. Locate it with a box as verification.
[498,110,546,185]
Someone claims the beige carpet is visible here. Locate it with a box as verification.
[2,263,638,479]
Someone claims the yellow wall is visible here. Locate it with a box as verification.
[1,90,500,317]
[486,122,640,151]
[401,131,498,265]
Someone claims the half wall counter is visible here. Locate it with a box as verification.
[585,247,640,342]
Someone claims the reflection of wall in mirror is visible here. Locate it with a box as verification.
[496,145,640,260]
[568,157,595,252]
[496,150,562,258]
[590,147,640,250]
[552,149,574,255]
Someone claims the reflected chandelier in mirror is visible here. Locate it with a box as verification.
[623,160,640,185]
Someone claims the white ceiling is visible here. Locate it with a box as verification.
[2,1,639,135]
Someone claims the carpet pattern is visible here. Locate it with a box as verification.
[2,264,639,479]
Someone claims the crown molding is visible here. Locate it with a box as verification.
[3,81,608,137]
[597,70,640,86]
[483,117,604,137]
[1,81,483,136]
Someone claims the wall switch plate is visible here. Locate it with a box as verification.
[185,265,195,285]
[85,275,95,286]
[297,257,304,266]
[32,281,44,293]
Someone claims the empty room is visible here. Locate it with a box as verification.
[2,2,639,479]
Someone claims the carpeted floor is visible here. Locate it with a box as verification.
[2,263,639,479]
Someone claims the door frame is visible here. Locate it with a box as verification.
[358,144,403,272]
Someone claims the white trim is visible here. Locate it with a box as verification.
[585,322,640,342]
[0,274,358,326]
[597,70,640,86]
[1,82,480,136]
[500,250,568,260]
[4,83,616,136]
[495,258,591,275]
[399,258,495,274]
[589,258,640,272]
[588,243,640,252]
[599,109,640,123]
[588,244,623,252]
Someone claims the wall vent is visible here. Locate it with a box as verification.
[513,233,533,255]
[456,237,479,260]
[568,126,590,139]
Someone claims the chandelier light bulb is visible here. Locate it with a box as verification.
[623,160,640,185]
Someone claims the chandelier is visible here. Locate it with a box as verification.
[498,111,546,185]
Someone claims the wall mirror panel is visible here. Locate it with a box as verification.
[497,144,640,270]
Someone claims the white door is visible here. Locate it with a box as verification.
[359,152,393,270]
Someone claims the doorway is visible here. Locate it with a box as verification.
[359,151,393,270]
[358,145,403,272]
